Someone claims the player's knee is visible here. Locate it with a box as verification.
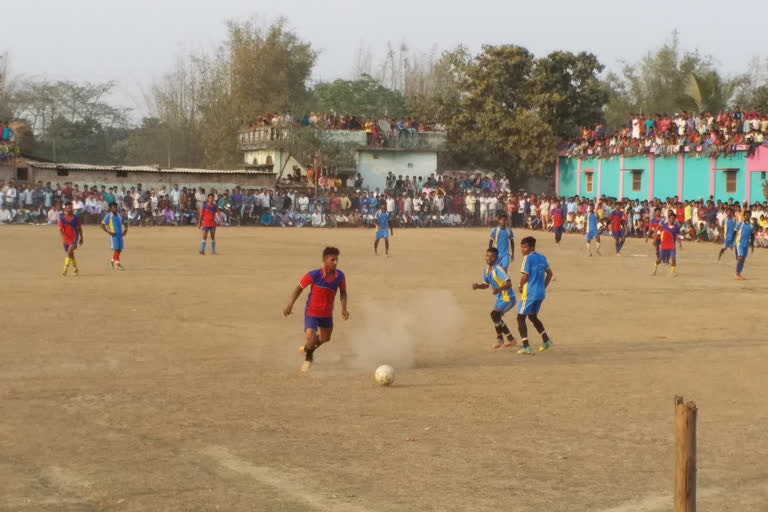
[490,310,502,323]
[516,314,526,327]
[528,313,538,322]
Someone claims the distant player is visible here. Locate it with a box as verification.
[551,201,564,247]
[734,210,755,280]
[101,202,128,270]
[652,211,681,277]
[609,205,626,255]
[645,207,663,261]
[197,193,221,255]
[472,247,517,349]
[374,202,393,256]
[59,201,84,276]
[717,208,736,261]
[488,213,514,270]
[516,236,554,355]
[585,204,601,256]
[283,246,349,372]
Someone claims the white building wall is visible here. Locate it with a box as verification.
[356,151,437,192]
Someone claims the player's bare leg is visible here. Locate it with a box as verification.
[374,239,379,256]
[300,329,320,372]
[528,313,552,351]
[200,230,209,255]
[384,239,390,257]
[210,229,217,255]
[490,310,515,348]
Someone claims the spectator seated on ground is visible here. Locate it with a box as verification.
[695,222,708,241]
[161,207,176,226]
[260,209,272,226]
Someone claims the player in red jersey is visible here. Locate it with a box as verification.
[550,201,564,247]
[609,205,627,256]
[645,207,663,260]
[283,246,350,372]
[652,211,682,276]
[196,193,221,255]
[58,201,84,276]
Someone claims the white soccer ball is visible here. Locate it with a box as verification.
[374,365,396,386]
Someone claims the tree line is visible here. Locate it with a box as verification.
[2,24,768,180]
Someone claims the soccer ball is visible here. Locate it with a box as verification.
[374,365,395,386]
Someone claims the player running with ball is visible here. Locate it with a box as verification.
[284,246,349,372]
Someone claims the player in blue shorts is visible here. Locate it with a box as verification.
[734,210,755,280]
[197,194,221,255]
[718,208,736,261]
[652,211,681,276]
[645,207,663,261]
[101,201,128,270]
[374,202,394,256]
[516,236,554,355]
[488,213,514,270]
[584,204,601,256]
[609,206,626,256]
[283,246,349,371]
[472,247,517,349]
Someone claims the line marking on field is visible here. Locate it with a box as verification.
[202,445,378,512]
[597,487,722,512]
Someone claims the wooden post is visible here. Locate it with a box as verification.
[674,395,697,512]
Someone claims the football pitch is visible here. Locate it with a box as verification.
[1,226,767,511]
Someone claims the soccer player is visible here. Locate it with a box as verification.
[101,201,128,270]
[283,246,349,372]
[734,210,755,280]
[717,208,736,261]
[59,201,84,276]
[515,236,554,355]
[488,213,514,270]
[374,202,393,256]
[609,204,626,255]
[645,207,663,260]
[652,211,681,276]
[472,247,517,349]
[585,204,601,256]
[551,201,564,247]
[197,193,221,255]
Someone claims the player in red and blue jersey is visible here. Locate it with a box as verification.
[283,246,349,372]
[734,210,755,280]
[652,211,681,276]
[610,206,626,255]
[101,201,128,270]
[645,207,663,260]
[472,247,517,349]
[550,201,564,247]
[197,193,221,255]
[516,236,554,355]
[58,201,84,276]
[374,202,393,256]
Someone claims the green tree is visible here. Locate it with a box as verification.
[312,75,406,118]
[680,71,737,114]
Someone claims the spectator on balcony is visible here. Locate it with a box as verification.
[365,118,374,146]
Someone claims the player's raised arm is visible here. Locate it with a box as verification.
[283,285,305,317]
[472,282,490,290]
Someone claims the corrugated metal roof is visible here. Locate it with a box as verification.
[26,160,275,175]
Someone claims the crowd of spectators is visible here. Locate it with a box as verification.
[0,123,19,164]
[561,108,768,160]
[3,174,767,248]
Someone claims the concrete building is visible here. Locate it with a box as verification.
[356,148,438,192]
[556,146,768,203]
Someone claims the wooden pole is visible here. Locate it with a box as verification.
[674,395,697,512]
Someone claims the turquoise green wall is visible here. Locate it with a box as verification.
[653,156,678,200]
[558,158,578,197]
[682,156,710,201]
[750,173,767,203]
[578,158,598,199]
[713,153,746,203]
[621,156,649,200]
[600,158,620,199]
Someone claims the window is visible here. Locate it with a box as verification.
[57,169,69,177]
[585,173,593,194]
[407,163,414,168]
[632,171,641,192]
[726,170,737,194]
[116,170,128,178]
[16,168,28,181]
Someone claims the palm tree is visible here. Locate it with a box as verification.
[682,71,736,113]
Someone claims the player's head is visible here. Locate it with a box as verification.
[588,204,594,213]
[485,247,499,266]
[520,236,536,256]
[207,193,215,204]
[322,246,340,271]
[744,210,752,221]
[380,202,386,211]
[109,201,118,213]
[668,211,677,222]
[64,201,73,215]
[496,212,507,227]
[654,207,662,217]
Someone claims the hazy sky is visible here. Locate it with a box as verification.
[3,0,763,119]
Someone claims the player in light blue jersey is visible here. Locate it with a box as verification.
[584,204,601,256]
[101,202,128,270]
[717,208,736,261]
[734,210,755,280]
[374,202,393,256]
[488,213,514,270]
[472,247,517,349]
[516,236,554,355]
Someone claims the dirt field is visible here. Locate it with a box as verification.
[1,225,767,512]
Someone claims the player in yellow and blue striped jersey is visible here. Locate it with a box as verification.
[101,202,128,270]
[516,236,554,355]
[472,247,517,349]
